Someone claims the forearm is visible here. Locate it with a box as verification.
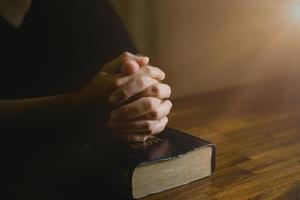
[0,91,89,124]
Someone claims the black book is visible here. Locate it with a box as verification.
[27,127,216,199]
[83,127,216,199]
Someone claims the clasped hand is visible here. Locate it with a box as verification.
[80,52,172,142]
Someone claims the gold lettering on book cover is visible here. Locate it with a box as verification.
[130,137,163,149]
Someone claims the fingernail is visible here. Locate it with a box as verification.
[162,72,166,80]
[144,57,149,64]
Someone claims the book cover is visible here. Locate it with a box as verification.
[36,127,216,199]
[86,127,216,199]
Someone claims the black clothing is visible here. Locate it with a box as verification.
[0,1,136,199]
[0,0,136,99]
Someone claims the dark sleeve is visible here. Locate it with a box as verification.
[3,0,139,141]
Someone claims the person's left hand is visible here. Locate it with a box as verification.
[108,66,172,142]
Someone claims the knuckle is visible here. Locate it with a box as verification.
[151,84,161,96]
[166,84,172,94]
[122,51,131,58]
[154,66,165,79]
[161,71,166,80]
[142,65,152,74]
[142,97,155,110]
[145,120,154,131]
[136,76,147,88]
[153,66,161,73]
[114,79,122,87]
[166,100,173,109]
[158,68,166,79]
[149,110,160,119]
[121,53,131,63]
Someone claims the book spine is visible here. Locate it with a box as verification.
[210,144,217,173]
[103,160,135,199]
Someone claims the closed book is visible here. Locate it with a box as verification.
[86,127,216,199]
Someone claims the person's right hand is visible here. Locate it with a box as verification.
[107,66,172,142]
[76,52,171,142]
[76,52,163,110]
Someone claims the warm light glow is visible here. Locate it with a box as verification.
[288,1,300,22]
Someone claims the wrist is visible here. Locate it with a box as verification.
[72,88,109,113]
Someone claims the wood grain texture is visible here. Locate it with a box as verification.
[143,79,300,200]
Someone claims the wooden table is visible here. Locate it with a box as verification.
[144,79,300,200]
[17,78,300,200]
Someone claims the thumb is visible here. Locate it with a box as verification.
[101,52,149,75]
[122,54,149,75]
